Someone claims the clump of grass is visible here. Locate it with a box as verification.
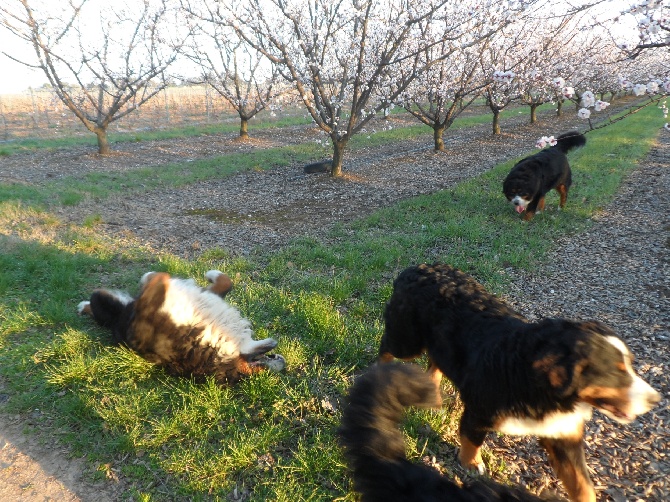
[82,214,103,228]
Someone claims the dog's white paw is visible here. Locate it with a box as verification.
[77,301,91,316]
[457,448,487,476]
[263,354,286,372]
[205,270,224,283]
[473,462,486,476]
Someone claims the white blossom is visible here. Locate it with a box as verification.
[535,135,557,148]
[619,77,634,90]
[493,70,515,83]
[578,108,591,119]
[551,77,565,88]
[581,90,595,108]
[594,100,610,111]
[633,83,647,96]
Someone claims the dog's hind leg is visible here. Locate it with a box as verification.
[204,270,233,298]
[556,185,569,209]
[240,338,278,357]
[427,357,444,405]
[212,354,285,385]
[539,436,595,502]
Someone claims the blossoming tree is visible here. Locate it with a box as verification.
[179,14,286,139]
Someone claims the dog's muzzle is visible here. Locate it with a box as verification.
[511,196,527,213]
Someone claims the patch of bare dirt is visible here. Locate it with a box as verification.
[0,410,125,501]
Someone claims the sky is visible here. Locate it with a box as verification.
[0,0,642,96]
[0,30,46,94]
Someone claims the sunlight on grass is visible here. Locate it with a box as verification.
[0,302,48,342]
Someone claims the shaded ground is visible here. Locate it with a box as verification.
[0,101,668,500]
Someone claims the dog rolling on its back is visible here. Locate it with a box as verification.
[338,363,562,501]
[78,270,285,385]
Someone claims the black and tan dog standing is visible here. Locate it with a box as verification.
[379,263,660,502]
[503,131,586,220]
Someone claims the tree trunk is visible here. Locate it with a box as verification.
[330,139,347,177]
[556,100,563,117]
[529,104,538,124]
[433,125,446,151]
[492,109,501,135]
[94,127,111,155]
[239,116,249,138]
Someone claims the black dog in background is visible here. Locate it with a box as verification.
[304,160,332,174]
[503,131,586,220]
[339,363,562,501]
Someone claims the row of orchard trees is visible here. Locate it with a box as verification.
[1,0,668,176]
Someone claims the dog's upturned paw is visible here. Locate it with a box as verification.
[261,354,286,372]
[140,271,157,286]
[205,270,224,283]
[77,301,92,316]
[204,270,233,297]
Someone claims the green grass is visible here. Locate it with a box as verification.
[0,113,315,155]
[0,103,663,500]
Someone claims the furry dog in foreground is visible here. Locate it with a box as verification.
[78,270,285,384]
[339,363,563,501]
[503,131,586,220]
[379,263,660,502]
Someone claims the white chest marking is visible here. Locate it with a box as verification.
[497,403,593,438]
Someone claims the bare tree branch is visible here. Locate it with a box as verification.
[0,0,190,154]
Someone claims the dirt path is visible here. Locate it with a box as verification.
[0,413,123,501]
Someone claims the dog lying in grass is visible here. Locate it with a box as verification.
[78,270,285,384]
[339,363,563,501]
[379,262,660,502]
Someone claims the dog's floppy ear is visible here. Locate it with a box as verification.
[533,352,588,398]
[532,319,591,397]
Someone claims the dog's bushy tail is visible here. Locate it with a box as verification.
[338,363,562,501]
[554,131,586,153]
